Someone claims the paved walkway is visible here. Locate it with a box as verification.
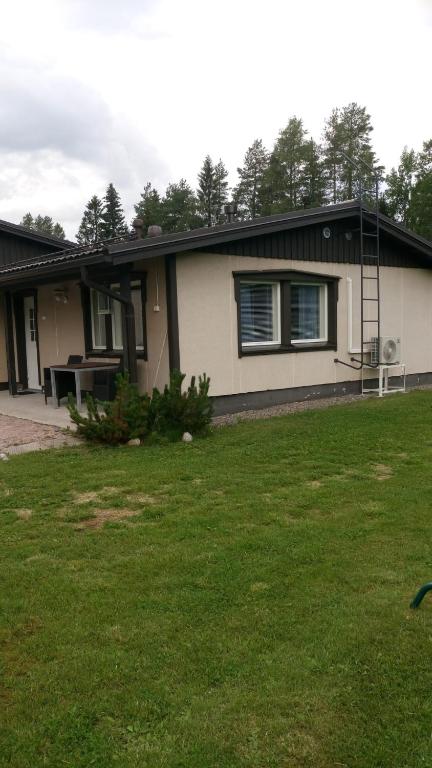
[0,414,79,455]
[0,390,72,428]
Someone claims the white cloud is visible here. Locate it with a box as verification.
[0,0,431,239]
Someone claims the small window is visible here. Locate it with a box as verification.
[291,283,327,343]
[89,279,145,353]
[240,282,280,347]
[111,282,144,351]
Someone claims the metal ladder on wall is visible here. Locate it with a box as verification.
[335,155,380,371]
[359,174,380,366]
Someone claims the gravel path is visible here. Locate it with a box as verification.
[212,385,432,427]
[212,392,375,427]
[0,415,79,455]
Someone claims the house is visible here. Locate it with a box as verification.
[1,200,432,414]
[0,219,74,392]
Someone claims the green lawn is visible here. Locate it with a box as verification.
[2,392,432,767]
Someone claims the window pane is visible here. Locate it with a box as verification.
[291,284,326,341]
[112,300,123,349]
[240,282,279,344]
[132,287,144,348]
[91,290,107,348]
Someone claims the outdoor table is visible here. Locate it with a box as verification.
[50,362,120,410]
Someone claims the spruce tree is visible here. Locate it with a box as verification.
[384,148,417,226]
[161,179,200,233]
[301,139,326,207]
[213,159,229,223]
[233,139,269,220]
[76,195,104,244]
[21,213,34,230]
[322,108,345,203]
[100,183,128,240]
[266,117,308,212]
[197,155,215,226]
[134,183,164,232]
[52,222,66,240]
[20,212,65,239]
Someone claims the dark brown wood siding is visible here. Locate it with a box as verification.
[0,232,58,266]
[202,217,429,269]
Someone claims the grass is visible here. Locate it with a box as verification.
[1,391,432,767]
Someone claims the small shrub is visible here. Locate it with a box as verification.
[68,370,213,445]
[149,370,213,440]
[68,374,150,444]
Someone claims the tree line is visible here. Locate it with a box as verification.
[20,103,432,243]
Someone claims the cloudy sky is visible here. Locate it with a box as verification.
[0,0,431,239]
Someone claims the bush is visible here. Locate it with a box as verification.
[68,370,213,445]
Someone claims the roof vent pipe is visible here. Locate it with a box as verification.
[132,218,144,239]
[147,225,162,237]
[224,202,237,223]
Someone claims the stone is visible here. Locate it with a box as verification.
[182,432,193,443]
[0,453,9,461]
[127,438,141,447]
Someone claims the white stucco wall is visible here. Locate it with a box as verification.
[176,252,432,397]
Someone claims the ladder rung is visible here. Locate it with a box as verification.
[363,319,379,323]
[362,254,379,259]
[363,276,378,280]
[363,298,378,301]
[363,233,379,238]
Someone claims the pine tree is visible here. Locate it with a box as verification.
[322,104,381,203]
[197,156,215,226]
[20,212,66,239]
[339,103,381,198]
[100,183,128,240]
[384,148,417,226]
[76,195,104,244]
[213,159,229,223]
[233,139,269,220]
[134,183,164,232]
[161,179,200,233]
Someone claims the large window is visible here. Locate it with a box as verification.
[235,270,337,356]
[240,282,280,347]
[87,277,146,356]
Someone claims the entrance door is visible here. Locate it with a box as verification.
[23,296,40,390]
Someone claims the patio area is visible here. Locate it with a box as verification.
[0,390,73,429]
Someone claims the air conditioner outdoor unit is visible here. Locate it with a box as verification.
[371,336,401,365]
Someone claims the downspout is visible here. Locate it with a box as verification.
[347,277,361,355]
[80,266,138,383]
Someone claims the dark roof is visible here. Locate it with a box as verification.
[0,242,107,277]
[1,201,432,284]
[0,218,75,249]
[110,200,432,262]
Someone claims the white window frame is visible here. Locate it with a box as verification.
[110,282,145,352]
[90,289,108,350]
[290,282,328,345]
[240,280,281,348]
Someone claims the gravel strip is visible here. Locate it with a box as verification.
[212,385,432,427]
